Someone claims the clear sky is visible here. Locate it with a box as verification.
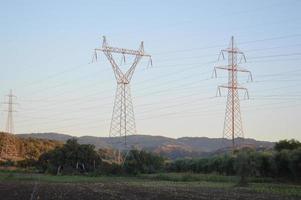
[0,0,301,141]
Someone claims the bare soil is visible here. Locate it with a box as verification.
[0,181,299,200]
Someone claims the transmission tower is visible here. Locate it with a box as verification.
[0,90,18,159]
[4,89,17,134]
[94,36,152,146]
[213,36,253,149]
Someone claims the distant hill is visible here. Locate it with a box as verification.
[18,132,73,141]
[18,133,275,159]
[177,137,274,152]
[0,132,62,162]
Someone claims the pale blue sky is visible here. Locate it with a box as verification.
[0,0,301,141]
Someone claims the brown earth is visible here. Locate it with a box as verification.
[0,181,298,200]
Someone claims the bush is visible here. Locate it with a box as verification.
[21,138,301,180]
[96,162,123,175]
[274,150,291,178]
[274,139,301,152]
[234,149,257,186]
[38,139,102,174]
[0,160,16,167]
[124,150,165,175]
[166,140,301,181]
[288,148,301,179]
[17,159,37,168]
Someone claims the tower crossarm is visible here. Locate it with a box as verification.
[95,36,151,57]
[94,36,152,84]
[217,85,250,99]
[219,48,246,62]
[95,46,151,58]
[213,66,253,81]
[218,85,248,90]
[221,48,245,54]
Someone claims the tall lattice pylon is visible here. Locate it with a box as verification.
[94,36,152,145]
[213,36,253,149]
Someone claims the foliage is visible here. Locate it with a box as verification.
[274,139,301,152]
[234,149,256,186]
[167,155,236,175]
[167,143,301,181]
[124,150,165,174]
[0,132,61,162]
[37,140,165,175]
[289,148,301,178]
[3,136,300,181]
[38,138,102,174]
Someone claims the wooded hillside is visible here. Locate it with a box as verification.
[0,132,62,162]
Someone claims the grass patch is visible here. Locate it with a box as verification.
[1,170,300,198]
[140,173,239,183]
[0,171,144,183]
[251,183,301,197]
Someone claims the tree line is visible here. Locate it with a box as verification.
[37,138,165,175]
[1,137,300,182]
[167,139,301,181]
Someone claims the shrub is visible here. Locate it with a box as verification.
[38,139,102,174]
[124,150,165,174]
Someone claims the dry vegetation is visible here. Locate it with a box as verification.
[0,132,62,162]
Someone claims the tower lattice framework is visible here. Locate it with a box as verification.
[213,36,253,149]
[1,90,18,159]
[95,36,152,145]
[5,89,17,134]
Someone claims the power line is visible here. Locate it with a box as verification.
[16,54,301,107]
[4,35,300,136]
[15,95,301,134]
[9,34,301,99]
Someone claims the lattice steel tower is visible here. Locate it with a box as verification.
[4,89,17,134]
[213,36,252,149]
[94,36,152,145]
[0,90,18,159]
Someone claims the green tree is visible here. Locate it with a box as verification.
[274,139,301,152]
[234,149,257,186]
[274,150,291,177]
[38,139,101,174]
[288,148,301,179]
[124,150,165,174]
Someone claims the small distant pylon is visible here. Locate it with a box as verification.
[213,36,253,149]
[1,90,18,159]
[94,36,152,146]
[4,89,17,134]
